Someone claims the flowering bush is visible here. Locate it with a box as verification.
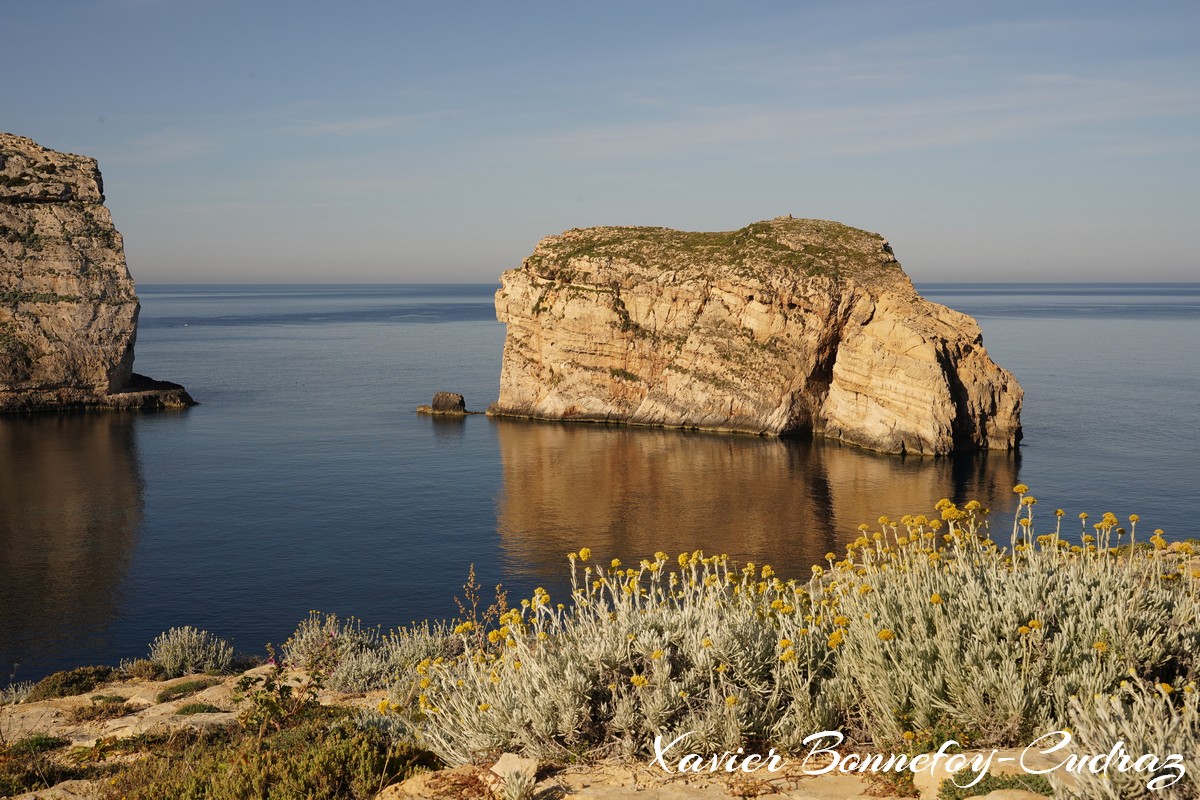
[829,495,1198,752]
[383,488,1199,786]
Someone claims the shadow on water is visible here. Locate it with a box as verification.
[492,419,1019,584]
[425,414,469,443]
[0,415,143,681]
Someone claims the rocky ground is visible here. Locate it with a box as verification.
[1,667,1059,800]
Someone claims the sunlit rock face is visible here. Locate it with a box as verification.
[0,133,192,411]
[492,217,1021,455]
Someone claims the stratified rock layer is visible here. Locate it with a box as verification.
[0,133,192,411]
[492,217,1021,455]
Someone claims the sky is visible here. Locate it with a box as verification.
[4,0,1198,283]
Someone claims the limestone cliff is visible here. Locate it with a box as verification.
[491,217,1021,455]
[0,133,192,411]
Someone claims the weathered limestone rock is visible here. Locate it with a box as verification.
[0,133,192,411]
[417,391,469,415]
[491,217,1021,455]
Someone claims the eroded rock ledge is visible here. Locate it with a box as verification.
[491,217,1021,455]
[0,133,193,412]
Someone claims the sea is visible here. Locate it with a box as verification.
[2,283,1198,683]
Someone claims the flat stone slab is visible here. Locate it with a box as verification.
[9,779,101,800]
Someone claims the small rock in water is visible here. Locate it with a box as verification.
[432,392,466,413]
[417,392,468,415]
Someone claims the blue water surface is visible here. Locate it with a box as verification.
[1,283,1197,681]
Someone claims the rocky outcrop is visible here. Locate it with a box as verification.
[0,133,192,411]
[417,391,468,415]
[491,217,1021,455]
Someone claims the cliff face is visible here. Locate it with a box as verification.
[0,133,192,411]
[492,217,1021,455]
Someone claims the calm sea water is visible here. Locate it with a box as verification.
[2,283,1197,682]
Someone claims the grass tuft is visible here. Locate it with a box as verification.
[156,677,220,704]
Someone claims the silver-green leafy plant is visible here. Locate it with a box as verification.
[0,680,33,706]
[284,611,458,693]
[503,768,537,800]
[827,495,1198,752]
[1061,679,1198,799]
[148,625,234,678]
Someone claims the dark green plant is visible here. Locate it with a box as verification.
[25,666,115,701]
[234,650,322,739]
[91,694,126,703]
[176,702,222,715]
[608,367,641,382]
[0,734,82,797]
[0,290,80,305]
[937,772,1053,799]
[99,717,432,800]
[7,734,69,755]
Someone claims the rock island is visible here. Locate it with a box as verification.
[0,133,193,411]
[491,217,1021,455]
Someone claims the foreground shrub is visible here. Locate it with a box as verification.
[1062,679,1199,799]
[391,490,1199,783]
[0,680,33,706]
[148,626,234,678]
[25,666,115,701]
[0,734,80,797]
[283,612,381,678]
[399,552,843,763]
[827,499,1198,752]
[283,612,457,693]
[123,658,165,681]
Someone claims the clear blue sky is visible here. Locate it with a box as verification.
[5,0,1198,282]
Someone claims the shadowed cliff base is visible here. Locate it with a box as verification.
[0,373,194,412]
[491,217,1021,455]
[0,133,192,412]
[0,414,143,679]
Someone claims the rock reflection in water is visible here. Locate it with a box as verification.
[0,415,142,676]
[494,420,1018,584]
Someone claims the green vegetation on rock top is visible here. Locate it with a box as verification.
[524,216,904,285]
